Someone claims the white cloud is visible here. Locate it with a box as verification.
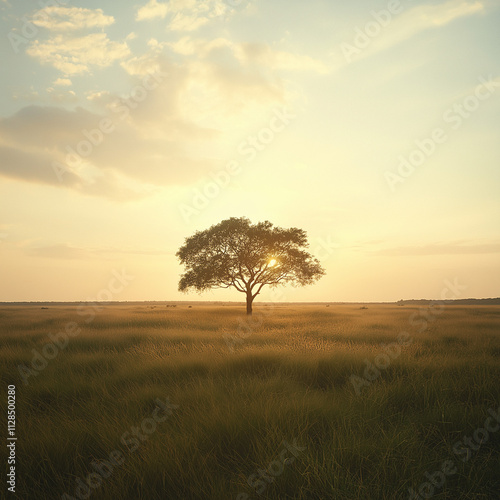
[3,15,313,200]
[121,43,287,120]
[337,0,485,65]
[46,88,78,103]
[54,77,72,86]
[0,83,218,200]
[372,241,500,256]
[85,90,112,103]
[136,0,231,30]
[26,33,130,75]
[376,0,484,50]
[167,36,330,73]
[31,6,114,31]
[121,50,168,76]
[12,86,77,104]
[164,36,200,55]
[0,39,290,199]
[237,42,330,74]
[136,0,169,21]
[421,0,484,26]
[168,12,209,31]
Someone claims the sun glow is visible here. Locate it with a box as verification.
[269,258,277,267]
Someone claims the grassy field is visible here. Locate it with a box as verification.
[1,303,500,500]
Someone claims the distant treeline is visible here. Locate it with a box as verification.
[396,298,500,306]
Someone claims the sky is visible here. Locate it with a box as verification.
[0,0,499,303]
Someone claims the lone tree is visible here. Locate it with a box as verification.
[176,217,325,315]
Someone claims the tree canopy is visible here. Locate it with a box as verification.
[176,217,325,314]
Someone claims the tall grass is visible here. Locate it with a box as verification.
[1,304,499,499]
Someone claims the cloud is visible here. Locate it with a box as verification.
[12,86,78,104]
[136,0,169,21]
[53,77,72,86]
[121,47,277,120]
[379,0,483,48]
[167,36,330,73]
[136,0,231,30]
[336,0,485,66]
[0,139,151,201]
[26,243,171,259]
[371,241,500,257]
[1,34,302,200]
[120,49,170,76]
[168,12,210,31]
[46,88,78,103]
[0,32,291,199]
[28,243,88,260]
[0,143,83,187]
[0,91,217,200]
[120,44,286,119]
[26,33,130,75]
[183,59,285,113]
[86,90,112,104]
[237,42,330,74]
[31,6,114,31]
[158,36,326,117]
[12,89,40,102]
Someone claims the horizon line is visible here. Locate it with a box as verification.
[1,298,499,306]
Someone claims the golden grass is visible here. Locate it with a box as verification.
[0,303,499,499]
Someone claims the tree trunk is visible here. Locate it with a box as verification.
[246,293,253,315]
